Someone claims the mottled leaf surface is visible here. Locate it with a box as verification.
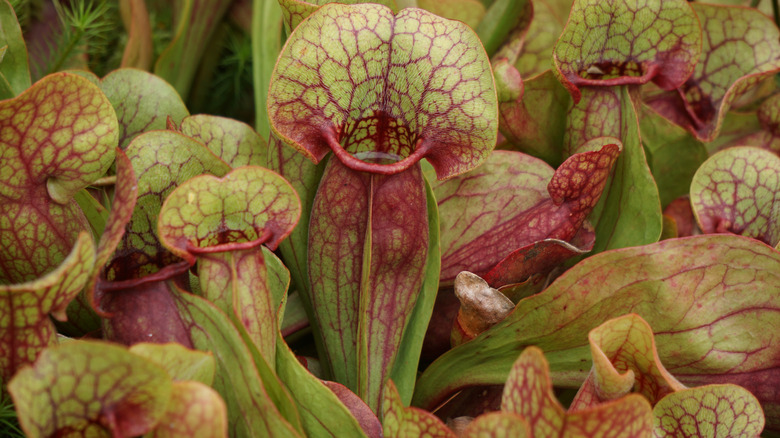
[382,379,456,438]
[690,146,780,246]
[732,92,780,154]
[653,384,765,437]
[110,131,230,281]
[553,0,700,103]
[0,232,94,384]
[0,73,116,283]
[149,381,228,438]
[502,346,653,437]
[565,86,662,253]
[129,342,215,385]
[413,234,780,429]
[99,69,189,148]
[514,0,566,78]
[278,0,397,32]
[646,3,780,141]
[569,314,686,411]
[432,144,617,286]
[159,166,301,360]
[8,340,172,437]
[460,411,531,438]
[417,0,485,29]
[308,159,428,411]
[179,114,267,168]
[268,3,497,179]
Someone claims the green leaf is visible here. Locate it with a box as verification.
[653,384,765,437]
[129,342,216,385]
[497,68,569,166]
[475,0,531,57]
[417,0,485,29]
[110,131,230,281]
[501,346,653,437]
[154,0,233,100]
[460,412,531,438]
[382,379,456,437]
[645,3,780,141]
[690,146,780,246]
[640,104,708,208]
[149,381,228,438]
[99,68,189,148]
[0,72,116,283]
[565,86,662,253]
[276,334,371,438]
[387,172,441,404]
[179,114,268,168]
[0,232,94,384]
[8,340,173,437]
[172,288,303,437]
[267,3,497,179]
[158,166,301,362]
[0,0,30,98]
[278,0,398,32]
[252,0,283,140]
[412,234,780,427]
[514,0,567,78]
[552,0,700,103]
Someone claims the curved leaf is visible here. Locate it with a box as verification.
[553,0,700,103]
[0,73,116,283]
[653,384,765,437]
[460,412,531,438]
[0,232,94,384]
[569,314,686,411]
[565,86,662,253]
[110,131,230,281]
[433,144,618,286]
[149,381,228,438]
[268,3,497,178]
[129,342,216,385]
[413,234,780,430]
[502,346,653,437]
[690,146,780,246]
[645,3,780,141]
[99,69,189,148]
[8,340,173,437]
[0,0,30,98]
[158,166,301,361]
[179,114,268,168]
[382,379,456,438]
[278,0,397,32]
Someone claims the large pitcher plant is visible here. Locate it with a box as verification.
[268,3,497,410]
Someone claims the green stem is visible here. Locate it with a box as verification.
[251,0,282,140]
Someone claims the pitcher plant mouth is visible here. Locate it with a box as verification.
[185,228,273,255]
[324,127,430,175]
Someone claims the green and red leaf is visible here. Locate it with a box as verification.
[268,3,497,179]
[0,73,116,283]
[690,146,780,246]
[99,69,189,148]
[413,234,780,430]
[552,0,700,103]
[501,346,653,437]
[0,232,94,384]
[382,379,456,438]
[432,144,617,287]
[149,381,228,438]
[178,114,268,168]
[8,340,173,437]
[645,3,780,141]
[158,166,301,361]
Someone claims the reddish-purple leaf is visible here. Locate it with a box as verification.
[323,381,383,438]
[645,3,780,141]
[308,158,429,411]
[433,144,618,287]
